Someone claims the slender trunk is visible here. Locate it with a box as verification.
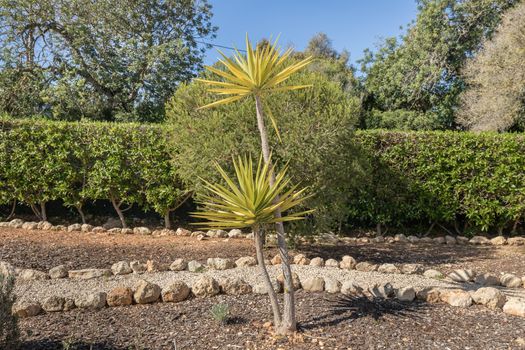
[512,219,520,234]
[254,226,282,327]
[425,221,436,236]
[164,211,171,229]
[76,204,86,224]
[30,203,42,220]
[110,196,127,228]
[40,202,47,222]
[376,223,382,236]
[255,95,296,333]
[5,200,16,221]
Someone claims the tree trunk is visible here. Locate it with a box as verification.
[254,226,282,328]
[164,211,171,229]
[40,202,47,222]
[110,197,127,228]
[376,223,382,236]
[255,95,296,333]
[30,203,42,220]
[5,200,16,221]
[76,205,86,224]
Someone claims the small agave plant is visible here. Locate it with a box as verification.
[192,154,312,333]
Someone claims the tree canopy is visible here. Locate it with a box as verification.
[0,0,216,122]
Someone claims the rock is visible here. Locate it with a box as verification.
[42,296,65,312]
[49,265,68,279]
[196,234,207,241]
[355,261,378,272]
[419,237,434,243]
[357,237,370,243]
[301,277,325,292]
[423,269,444,279]
[508,237,525,246]
[228,229,243,238]
[133,280,161,304]
[293,254,310,265]
[170,259,187,271]
[67,223,82,232]
[369,283,395,298]
[37,221,53,230]
[219,277,252,295]
[133,226,151,235]
[448,269,476,282]
[325,258,339,268]
[341,281,364,296]
[0,261,16,277]
[394,234,407,242]
[440,289,473,307]
[21,221,38,230]
[111,261,132,275]
[401,264,424,275]
[215,229,228,238]
[175,227,191,236]
[103,217,121,229]
[235,256,257,267]
[192,276,220,297]
[471,287,506,309]
[277,272,301,291]
[445,235,457,245]
[68,268,111,280]
[75,292,107,309]
[433,237,446,244]
[252,280,281,294]
[207,258,235,270]
[121,228,133,235]
[18,269,49,280]
[146,260,167,272]
[500,273,522,288]
[417,287,442,303]
[395,287,416,301]
[65,298,77,310]
[470,236,490,245]
[339,255,357,270]
[107,287,133,307]
[456,236,469,244]
[245,232,255,240]
[309,257,324,267]
[503,298,525,317]
[130,261,147,274]
[187,260,205,272]
[12,301,41,318]
[490,236,507,245]
[81,224,93,232]
[162,281,191,302]
[377,263,400,274]
[92,226,106,233]
[108,228,122,234]
[407,236,420,243]
[324,278,342,293]
[372,236,385,243]
[9,218,24,228]
[474,273,500,286]
[157,229,175,236]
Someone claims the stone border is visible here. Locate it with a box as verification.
[2,219,525,248]
[11,271,525,320]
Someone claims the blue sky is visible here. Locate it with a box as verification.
[203,0,419,66]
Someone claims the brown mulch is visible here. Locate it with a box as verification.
[18,291,525,350]
[1,227,524,276]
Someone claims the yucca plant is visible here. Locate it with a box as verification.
[192,155,312,333]
[197,34,313,333]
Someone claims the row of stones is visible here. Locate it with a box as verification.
[0,219,246,239]
[4,219,525,247]
[5,252,525,292]
[12,272,525,320]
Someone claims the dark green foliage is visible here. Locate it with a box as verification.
[353,130,525,233]
[0,274,19,349]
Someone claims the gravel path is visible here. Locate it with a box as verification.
[15,265,525,303]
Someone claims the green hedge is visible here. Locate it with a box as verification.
[0,118,187,228]
[1,118,524,234]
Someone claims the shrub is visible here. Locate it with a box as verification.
[166,69,362,233]
[0,274,19,349]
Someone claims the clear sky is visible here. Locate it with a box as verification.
[203,0,419,66]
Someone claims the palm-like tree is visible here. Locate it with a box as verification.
[197,35,313,333]
[192,155,312,330]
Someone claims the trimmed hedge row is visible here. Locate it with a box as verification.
[1,119,524,234]
[0,119,187,228]
[351,130,525,234]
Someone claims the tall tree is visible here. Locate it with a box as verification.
[457,2,525,131]
[360,0,518,129]
[0,0,216,121]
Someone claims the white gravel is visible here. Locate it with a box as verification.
[15,265,525,303]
